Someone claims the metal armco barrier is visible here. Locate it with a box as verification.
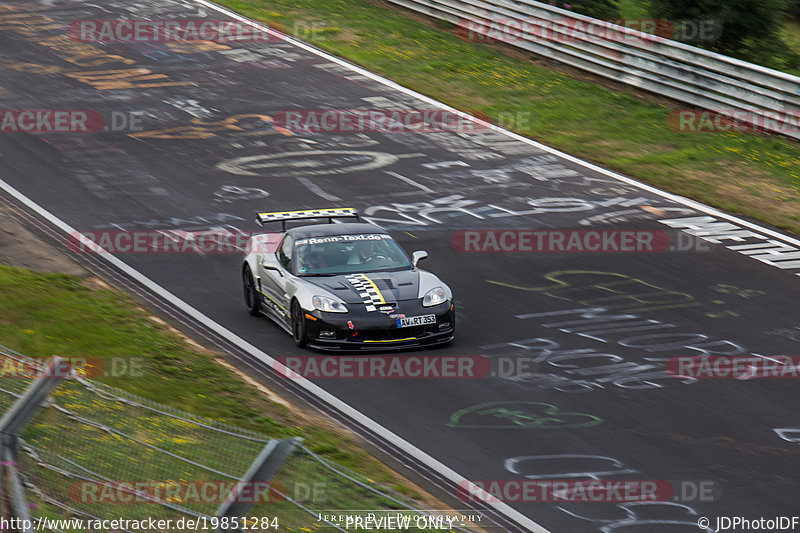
[382,0,800,139]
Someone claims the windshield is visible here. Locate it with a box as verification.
[293,234,412,275]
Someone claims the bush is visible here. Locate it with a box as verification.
[650,0,800,71]
[549,0,620,20]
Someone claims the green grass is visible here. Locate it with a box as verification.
[616,0,650,19]
[18,382,422,529]
[782,20,800,58]
[0,268,282,424]
[214,0,800,235]
[0,265,460,530]
[5,0,800,524]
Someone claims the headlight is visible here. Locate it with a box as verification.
[422,287,447,307]
[312,295,348,313]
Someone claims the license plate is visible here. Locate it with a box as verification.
[397,314,435,328]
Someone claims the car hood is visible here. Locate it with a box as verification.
[303,270,420,304]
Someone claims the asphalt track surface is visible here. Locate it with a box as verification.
[2,0,800,531]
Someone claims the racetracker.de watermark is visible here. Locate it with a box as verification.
[0,357,144,379]
[452,229,709,253]
[0,110,143,133]
[456,18,721,45]
[66,230,277,254]
[69,480,295,504]
[275,356,491,379]
[69,19,280,42]
[667,356,800,379]
[272,109,488,133]
[668,109,800,134]
[457,479,718,503]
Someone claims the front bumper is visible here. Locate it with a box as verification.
[304,300,455,351]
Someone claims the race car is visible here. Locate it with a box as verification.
[241,208,455,350]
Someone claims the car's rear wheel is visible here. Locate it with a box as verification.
[291,300,309,347]
[243,265,260,316]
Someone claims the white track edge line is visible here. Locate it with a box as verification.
[16,0,799,529]
[0,175,546,532]
[194,0,800,250]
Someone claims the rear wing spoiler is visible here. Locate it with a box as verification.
[256,207,360,230]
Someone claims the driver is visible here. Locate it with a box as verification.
[347,239,384,265]
[297,245,325,271]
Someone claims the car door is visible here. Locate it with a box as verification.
[258,234,294,325]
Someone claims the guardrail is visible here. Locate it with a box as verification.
[381,0,800,140]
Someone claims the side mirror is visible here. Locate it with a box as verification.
[411,250,428,268]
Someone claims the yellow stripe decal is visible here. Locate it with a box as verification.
[345,273,387,312]
[361,274,386,304]
[363,337,417,343]
[257,289,288,315]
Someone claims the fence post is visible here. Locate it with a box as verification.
[216,436,303,531]
[0,357,69,446]
[0,356,70,532]
[4,446,33,533]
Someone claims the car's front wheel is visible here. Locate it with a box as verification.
[243,265,260,316]
[291,299,309,347]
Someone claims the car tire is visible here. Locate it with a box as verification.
[243,265,260,316]
[291,299,309,347]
